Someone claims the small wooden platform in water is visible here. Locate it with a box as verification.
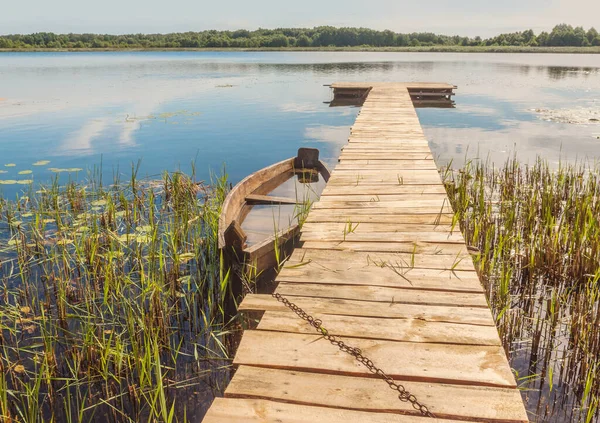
[203,83,529,422]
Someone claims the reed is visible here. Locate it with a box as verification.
[443,156,600,422]
[0,166,233,422]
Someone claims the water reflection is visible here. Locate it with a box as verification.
[0,51,599,198]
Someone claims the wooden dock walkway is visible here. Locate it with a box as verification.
[203,83,529,422]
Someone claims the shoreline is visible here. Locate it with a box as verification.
[1,46,600,54]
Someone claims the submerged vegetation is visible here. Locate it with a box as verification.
[1,24,599,50]
[0,167,233,422]
[444,157,600,422]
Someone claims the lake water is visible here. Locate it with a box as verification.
[1,52,600,421]
[1,52,599,200]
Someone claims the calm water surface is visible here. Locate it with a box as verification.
[1,52,600,421]
[1,52,599,199]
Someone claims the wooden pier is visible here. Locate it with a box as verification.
[203,83,529,422]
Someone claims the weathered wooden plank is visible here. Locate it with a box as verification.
[275,282,487,308]
[313,199,452,209]
[321,184,447,195]
[318,193,448,202]
[257,310,498,345]
[233,331,516,387]
[277,266,482,293]
[299,229,465,244]
[300,222,458,233]
[284,248,476,272]
[203,398,463,423]
[239,295,494,326]
[299,240,468,255]
[304,212,454,224]
[226,367,528,422]
[245,194,298,205]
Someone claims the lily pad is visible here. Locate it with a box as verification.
[18,170,33,175]
[33,160,50,166]
[48,168,83,173]
[4,164,16,167]
[17,180,33,185]
[91,199,107,207]
[0,180,18,185]
[135,225,152,233]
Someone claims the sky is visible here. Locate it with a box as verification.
[1,0,598,37]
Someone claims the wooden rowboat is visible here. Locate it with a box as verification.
[218,148,330,275]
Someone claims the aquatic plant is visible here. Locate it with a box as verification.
[0,166,234,422]
[443,156,600,422]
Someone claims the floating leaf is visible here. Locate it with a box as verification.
[42,219,55,224]
[179,252,196,263]
[135,234,151,243]
[0,180,18,185]
[91,199,107,206]
[56,239,73,246]
[13,365,25,374]
[18,170,32,175]
[48,168,83,173]
[8,239,19,246]
[10,220,23,227]
[115,210,127,217]
[17,180,33,185]
[33,160,50,166]
[135,225,152,233]
[0,170,7,174]
[4,164,16,167]
[20,306,31,314]
[22,213,33,217]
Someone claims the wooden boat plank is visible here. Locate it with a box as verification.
[225,367,528,422]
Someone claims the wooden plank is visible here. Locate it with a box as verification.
[233,331,517,387]
[304,211,454,225]
[284,248,476,271]
[299,230,465,244]
[321,184,447,195]
[318,193,448,201]
[313,199,452,209]
[300,222,458,233]
[226,367,529,422]
[339,152,435,160]
[245,194,298,205]
[203,398,463,423]
[278,266,483,293]
[275,282,488,308]
[239,295,494,326]
[257,310,498,345]
[298,240,469,255]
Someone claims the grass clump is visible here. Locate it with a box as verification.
[0,166,233,422]
[443,156,600,422]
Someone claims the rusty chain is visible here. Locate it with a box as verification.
[272,292,435,418]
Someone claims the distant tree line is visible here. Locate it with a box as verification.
[0,24,598,49]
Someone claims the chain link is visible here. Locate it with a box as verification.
[272,292,435,418]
